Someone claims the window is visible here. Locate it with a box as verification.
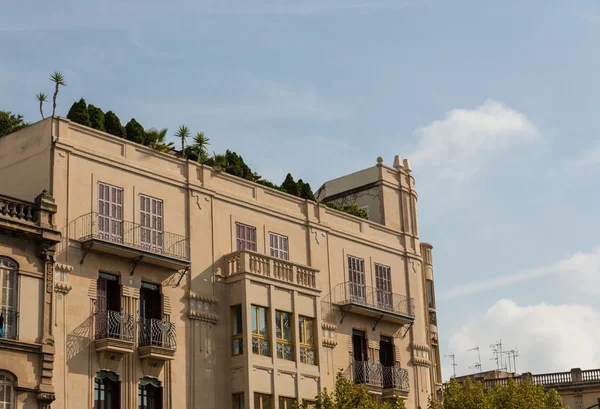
[347,256,365,302]
[94,371,120,409]
[0,257,18,340]
[275,311,293,361]
[426,280,435,309]
[251,305,270,356]
[236,223,256,251]
[254,393,271,409]
[231,305,243,356]
[98,182,123,242]
[279,397,295,409]
[139,378,162,409]
[140,195,164,251]
[375,264,392,310]
[302,401,316,409]
[232,393,244,409]
[96,272,122,340]
[299,316,316,365]
[0,372,15,409]
[432,345,441,384]
[269,232,289,260]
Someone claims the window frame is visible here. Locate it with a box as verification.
[0,371,15,409]
[298,316,316,365]
[251,305,270,356]
[236,223,257,251]
[231,305,243,356]
[279,396,295,409]
[139,194,164,252]
[431,344,442,384]
[347,255,366,302]
[275,310,293,361]
[426,280,435,309]
[232,392,244,409]
[138,377,162,409]
[268,232,289,260]
[97,181,124,242]
[0,257,18,340]
[254,393,271,409]
[374,263,392,309]
[94,371,119,409]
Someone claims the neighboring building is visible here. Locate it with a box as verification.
[0,190,62,409]
[456,368,600,409]
[0,117,442,409]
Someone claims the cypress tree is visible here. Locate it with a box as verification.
[124,118,146,144]
[104,111,125,137]
[298,180,315,200]
[281,173,298,196]
[88,104,105,132]
[66,98,91,127]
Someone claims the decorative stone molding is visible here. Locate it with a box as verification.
[412,356,432,367]
[411,342,430,352]
[189,291,220,304]
[321,322,337,331]
[322,338,338,348]
[189,310,219,324]
[188,292,220,324]
[54,281,72,294]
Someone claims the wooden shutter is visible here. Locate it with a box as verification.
[140,195,164,251]
[98,182,123,241]
[236,223,256,251]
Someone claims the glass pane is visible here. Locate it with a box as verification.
[251,306,257,334]
[0,385,4,402]
[275,311,282,339]
[232,306,242,335]
[298,318,304,344]
[283,312,291,341]
[259,307,267,337]
[306,319,314,346]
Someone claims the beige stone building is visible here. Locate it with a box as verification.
[0,117,442,409]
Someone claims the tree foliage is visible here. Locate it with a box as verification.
[88,104,105,132]
[104,111,125,138]
[146,128,173,152]
[326,202,369,220]
[296,371,406,409]
[67,98,91,127]
[125,118,146,144]
[0,111,27,137]
[436,377,565,409]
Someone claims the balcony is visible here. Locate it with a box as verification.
[224,250,319,290]
[0,309,19,341]
[332,282,414,327]
[94,310,136,354]
[70,212,190,270]
[347,361,410,394]
[138,317,176,361]
[382,365,410,395]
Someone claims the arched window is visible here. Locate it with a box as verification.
[0,258,18,340]
[0,371,15,409]
[138,377,162,409]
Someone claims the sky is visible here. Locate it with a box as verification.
[2,0,600,380]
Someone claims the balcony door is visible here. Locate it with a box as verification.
[140,195,164,252]
[96,273,121,339]
[347,256,366,303]
[98,182,123,242]
[140,282,162,346]
[380,336,395,388]
[375,264,392,310]
[352,330,368,384]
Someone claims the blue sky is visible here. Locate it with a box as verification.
[3,0,600,378]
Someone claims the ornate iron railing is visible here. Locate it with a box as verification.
[300,346,316,365]
[332,282,415,319]
[383,365,410,392]
[351,360,383,387]
[95,310,135,342]
[138,317,176,349]
[252,337,270,356]
[68,212,190,261]
[0,308,19,340]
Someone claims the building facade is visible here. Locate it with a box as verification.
[0,117,442,409]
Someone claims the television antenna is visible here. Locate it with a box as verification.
[468,346,482,372]
[445,354,457,378]
[489,340,505,371]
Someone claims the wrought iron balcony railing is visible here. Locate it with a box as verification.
[95,310,135,342]
[348,360,410,392]
[138,317,176,349]
[69,212,190,262]
[383,364,410,392]
[332,282,415,323]
[0,309,19,340]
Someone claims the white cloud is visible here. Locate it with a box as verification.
[447,299,600,379]
[442,247,600,300]
[408,100,541,184]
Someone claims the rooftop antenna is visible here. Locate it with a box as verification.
[469,346,482,373]
[503,351,513,373]
[445,354,457,378]
[509,349,520,373]
[489,340,504,371]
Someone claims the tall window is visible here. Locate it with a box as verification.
[254,393,271,409]
[140,195,164,251]
[269,232,289,260]
[231,305,243,356]
[299,316,316,365]
[0,257,18,340]
[232,393,244,409]
[139,378,162,409]
[94,371,120,409]
[0,372,15,409]
[275,311,293,361]
[251,305,269,356]
[279,397,295,409]
[98,182,123,242]
[236,223,257,251]
[431,345,441,384]
[426,280,435,309]
[347,256,365,302]
[375,264,392,310]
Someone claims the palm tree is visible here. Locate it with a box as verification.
[204,152,227,171]
[174,125,190,155]
[185,132,210,162]
[145,128,174,152]
[36,93,48,119]
[49,71,66,117]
